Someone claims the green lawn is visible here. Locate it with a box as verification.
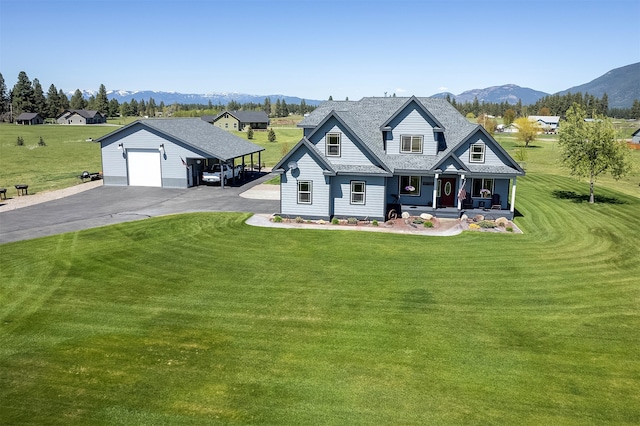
[231,128,302,166]
[1,163,640,423]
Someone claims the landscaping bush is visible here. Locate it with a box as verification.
[347,217,358,225]
[331,218,339,225]
[424,221,434,228]
[372,220,378,227]
[16,136,24,146]
[38,136,46,146]
[273,215,283,223]
[295,216,304,223]
[478,220,497,228]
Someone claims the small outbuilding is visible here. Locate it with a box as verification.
[15,112,44,125]
[95,118,265,188]
[202,110,270,131]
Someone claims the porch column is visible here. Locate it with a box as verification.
[457,174,465,210]
[510,176,517,213]
[432,173,439,209]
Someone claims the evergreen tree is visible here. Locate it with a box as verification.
[120,101,130,117]
[281,99,289,117]
[130,99,139,116]
[631,99,640,119]
[247,125,254,140]
[32,78,46,115]
[268,128,276,142]
[108,98,120,117]
[139,99,146,115]
[46,84,61,118]
[86,95,96,110]
[11,71,36,116]
[147,97,156,116]
[300,99,307,115]
[95,84,109,114]
[58,89,69,110]
[328,95,333,101]
[275,99,282,117]
[263,97,271,116]
[69,89,87,109]
[0,72,9,120]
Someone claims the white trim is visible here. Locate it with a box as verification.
[400,135,423,154]
[350,180,366,205]
[326,132,341,157]
[297,180,312,204]
[470,142,485,163]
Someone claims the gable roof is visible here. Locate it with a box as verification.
[632,128,640,137]
[528,115,560,124]
[209,110,269,124]
[273,138,336,175]
[57,109,104,119]
[96,118,264,161]
[297,97,524,176]
[16,112,42,120]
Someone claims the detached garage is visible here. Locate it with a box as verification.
[96,118,264,188]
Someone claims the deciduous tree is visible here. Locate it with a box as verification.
[514,117,540,147]
[503,108,515,126]
[558,103,632,203]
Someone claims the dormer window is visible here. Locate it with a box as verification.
[470,143,485,163]
[326,133,341,157]
[401,135,423,153]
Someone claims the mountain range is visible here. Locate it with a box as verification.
[69,62,639,109]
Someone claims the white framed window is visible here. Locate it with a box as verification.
[401,135,423,153]
[297,180,312,204]
[472,178,494,198]
[351,181,366,205]
[326,133,341,157]
[400,176,421,196]
[470,142,485,163]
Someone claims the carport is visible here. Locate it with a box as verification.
[96,118,264,189]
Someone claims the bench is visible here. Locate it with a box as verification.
[15,184,28,196]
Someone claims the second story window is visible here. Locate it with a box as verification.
[326,133,341,157]
[470,143,485,163]
[401,135,423,153]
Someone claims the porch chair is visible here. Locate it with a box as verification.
[491,193,501,210]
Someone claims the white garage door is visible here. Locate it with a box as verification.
[127,150,162,187]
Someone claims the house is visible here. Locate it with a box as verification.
[15,112,44,125]
[56,109,107,125]
[528,115,560,134]
[501,122,519,133]
[273,96,525,221]
[631,128,640,144]
[95,118,264,188]
[202,110,270,131]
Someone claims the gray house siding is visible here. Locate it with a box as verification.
[100,125,208,188]
[279,146,331,219]
[456,131,512,168]
[310,121,378,166]
[385,107,438,155]
[331,175,385,219]
[387,175,434,206]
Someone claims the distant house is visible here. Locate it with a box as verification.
[56,109,107,125]
[15,112,44,125]
[632,128,640,144]
[502,122,520,133]
[202,110,269,131]
[528,115,560,134]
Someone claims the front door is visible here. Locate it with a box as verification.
[439,177,456,207]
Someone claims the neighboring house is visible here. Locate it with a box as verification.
[528,115,560,134]
[15,112,44,125]
[202,110,270,131]
[501,122,519,133]
[95,118,264,188]
[632,128,640,144]
[273,96,525,221]
[56,109,107,125]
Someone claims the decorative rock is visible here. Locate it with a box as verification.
[474,214,484,222]
[401,212,411,219]
[495,217,509,227]
[420,213,433,220]
[460,214,468,221]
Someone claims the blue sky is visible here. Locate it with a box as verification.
[1,0,638,101]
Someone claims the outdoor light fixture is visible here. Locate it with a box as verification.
[117,143,123,150]
[196,159,201,165]
[159,143,165,153]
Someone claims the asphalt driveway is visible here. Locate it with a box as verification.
[0,175,279,244]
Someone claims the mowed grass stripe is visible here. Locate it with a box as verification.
[0,173,639,424]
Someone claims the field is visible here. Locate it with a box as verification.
[1,127,640,423]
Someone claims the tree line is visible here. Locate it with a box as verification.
[0,71,316,122]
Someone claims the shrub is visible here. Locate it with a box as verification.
[478,220,496,228]
[412,218,424,224]
[246,126,254,140]
[38,136,46,146]
[506,226,514,232]
[295,216,304,223]
[372,220,379,227]
[273,215,283,223]
[423,221,434,228]
[16,136,24,146]
[347,217,358,225]
[331,218,340,225]
[317,219,326,225]
[268,128,276,142]
[469,223,481,230]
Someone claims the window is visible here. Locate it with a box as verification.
[326,133,341,156]
[470,143,485,163]
[351,181,366,204]
[400,176,421,196]
[401,135,423,153]
[472,178,494,198]
[297,181,312,204]
[225,123,228,128]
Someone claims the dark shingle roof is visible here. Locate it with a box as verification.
[212,110,269,124]
[16,112,42,120]
[97,118,264,160]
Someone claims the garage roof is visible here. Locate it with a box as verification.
[97,118,264,161]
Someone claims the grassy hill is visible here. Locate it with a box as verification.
[1,133,639,423]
